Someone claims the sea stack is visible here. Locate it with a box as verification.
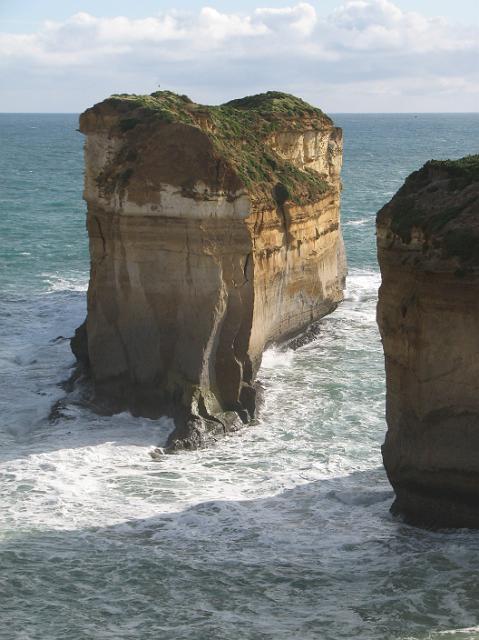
[72,90,346,450]
[377,155,479,527]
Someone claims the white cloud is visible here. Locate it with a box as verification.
[0,1,478,111]
[254,3,318,36]
[197,7,267,40]
[326,0,476,53]
[331,0,403,30]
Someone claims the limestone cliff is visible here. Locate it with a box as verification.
[72,90,346,451]
[377,155,479,527]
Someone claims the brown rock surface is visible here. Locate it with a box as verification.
[377,155,479,527]
[73,91,346,450]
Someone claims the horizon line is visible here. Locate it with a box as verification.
[2,111,479,116]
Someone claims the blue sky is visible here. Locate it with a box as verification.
[2,1,478,28]
[1,0,478,112]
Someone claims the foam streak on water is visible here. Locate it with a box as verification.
[1,114,479,640]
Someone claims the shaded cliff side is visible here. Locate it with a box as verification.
[73,90,346,451]
[377,155,479,527]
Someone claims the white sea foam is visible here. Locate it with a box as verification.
[41,272,89,292]
[344,217,370,226]
[260,345,295,370]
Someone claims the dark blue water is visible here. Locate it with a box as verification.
[338,113,479,269]
[1,113,479,640]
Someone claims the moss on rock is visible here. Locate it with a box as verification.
[100,89,333,206]
[377,154,479,266]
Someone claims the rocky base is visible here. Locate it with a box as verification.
[163,412,244,454]
[390,484,479,530]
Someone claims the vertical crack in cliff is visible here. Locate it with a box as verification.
[235,253,251,288]
[94,215,107,261]
[243,253,250,284]
[277,203,294,249]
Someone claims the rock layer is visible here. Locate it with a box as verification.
[377,155,479,527]
[73,91,346,450]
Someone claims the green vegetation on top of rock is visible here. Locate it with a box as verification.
[102,90,334,206]
[224,91,330,121]
[427,155,479,184]
[110,91,197,126]
[378,154,479,265]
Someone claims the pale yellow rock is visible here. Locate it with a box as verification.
[72,91,346,450]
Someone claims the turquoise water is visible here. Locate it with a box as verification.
[1,113,479,640]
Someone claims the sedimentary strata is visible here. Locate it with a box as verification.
[72,90,346,450]
[377,155,479,527]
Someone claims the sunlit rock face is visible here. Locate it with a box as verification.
[72,90,346,451]
[377,155,479,528]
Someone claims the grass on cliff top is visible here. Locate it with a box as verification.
[427,155,479,183]
[106,90,333,205]
[386,155,479,263]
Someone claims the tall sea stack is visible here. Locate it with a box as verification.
[377,155,479,527]
[72,91,346,450]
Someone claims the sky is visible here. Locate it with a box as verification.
[1,0,478,112]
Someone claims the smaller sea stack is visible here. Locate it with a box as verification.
[377,155,479,528]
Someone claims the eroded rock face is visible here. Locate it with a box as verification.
[73,91,346,450]
[377,155,479,527]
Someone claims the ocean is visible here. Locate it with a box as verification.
[1,113,479,640]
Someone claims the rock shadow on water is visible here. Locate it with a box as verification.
[2,469,479,640]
